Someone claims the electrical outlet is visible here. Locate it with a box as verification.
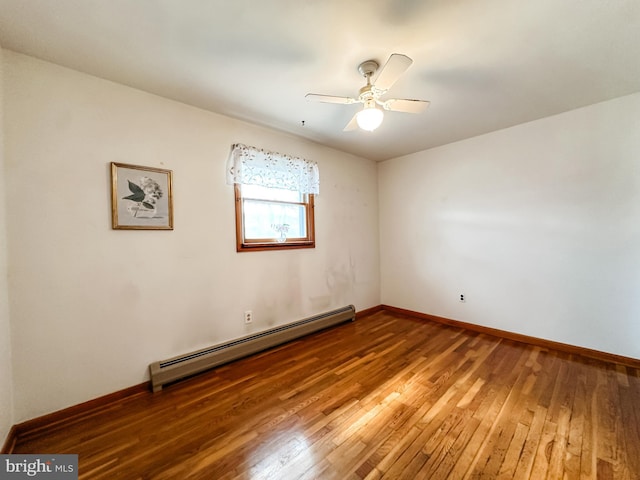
[459,294,465,303]
[244,310,253,324]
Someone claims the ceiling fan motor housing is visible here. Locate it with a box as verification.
[359,84,376,100]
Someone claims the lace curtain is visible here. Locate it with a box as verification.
[226,144,320,195]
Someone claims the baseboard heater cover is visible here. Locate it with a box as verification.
[149,304,356,392]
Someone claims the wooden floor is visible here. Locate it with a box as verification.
[13,311,640,479]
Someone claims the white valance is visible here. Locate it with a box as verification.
[226,144,320,195]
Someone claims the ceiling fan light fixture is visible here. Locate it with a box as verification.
[306,54,429,133]
[356,103,384,131]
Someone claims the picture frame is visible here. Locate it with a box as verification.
[111,162,174,230]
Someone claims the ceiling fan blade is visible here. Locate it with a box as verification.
[306,93,357,105]
[372,54,413,92]
[343,112,359,131]
[383,98,430,113]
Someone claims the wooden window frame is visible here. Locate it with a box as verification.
[234,184,315,252]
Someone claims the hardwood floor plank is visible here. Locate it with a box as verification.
[466,342,533,478]
[512,405,548,479]
[446,383,513,478]
[618,369,640,477]
[564,369,587,479]
[11,311,640,479]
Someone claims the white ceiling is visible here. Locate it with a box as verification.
[1,0,639,161]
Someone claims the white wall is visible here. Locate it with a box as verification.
[0,45,15,447]
[380,92,640,359]
[3,51,380,422]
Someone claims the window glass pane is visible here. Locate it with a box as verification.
[243,200,307,239]
[242,184,302,202]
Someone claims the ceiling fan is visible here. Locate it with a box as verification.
[306,53,430,132]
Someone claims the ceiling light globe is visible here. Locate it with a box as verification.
[356,107,384,131]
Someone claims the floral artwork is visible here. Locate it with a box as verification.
[123,177,163,218]
[111,163,173,230]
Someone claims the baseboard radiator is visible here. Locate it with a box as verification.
[149,304,356,392]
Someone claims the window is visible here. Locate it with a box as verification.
[234,183,315,251]
[226,144,319,252]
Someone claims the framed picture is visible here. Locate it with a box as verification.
[111,162,174,230]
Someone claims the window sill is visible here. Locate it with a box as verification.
[237,241,315,252]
